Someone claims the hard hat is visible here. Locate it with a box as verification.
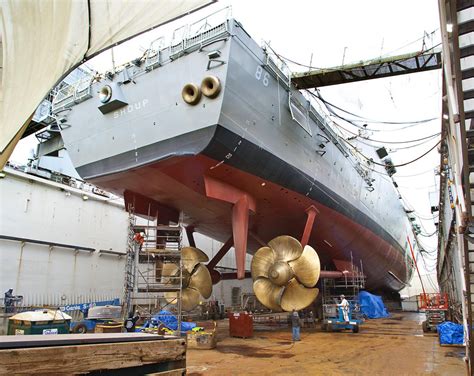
[140,232,145,237]
[340,294,345,298]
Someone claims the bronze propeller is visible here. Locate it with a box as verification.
[251,235,320,311]
[163,246,212,311]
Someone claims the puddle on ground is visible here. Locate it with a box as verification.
[216,344,295,359]
[187,365,209,376]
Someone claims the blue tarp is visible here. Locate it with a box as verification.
[152,310,196,331]
[438,321,464,345]
[358,291,390,319]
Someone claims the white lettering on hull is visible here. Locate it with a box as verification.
[113,99,149,118]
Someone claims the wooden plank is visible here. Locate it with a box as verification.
[153,370,186,376]
[0,338,186,374]
[0,333,176,349]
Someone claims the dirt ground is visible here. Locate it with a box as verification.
[186,312,466,376]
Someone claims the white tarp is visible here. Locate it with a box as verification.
[0,0,213,164]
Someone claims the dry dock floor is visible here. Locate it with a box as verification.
[187,312,465,376]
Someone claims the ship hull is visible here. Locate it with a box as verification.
[81,125,407,291]
[58,18,414,293]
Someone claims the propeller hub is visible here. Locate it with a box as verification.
[268,261,293,286]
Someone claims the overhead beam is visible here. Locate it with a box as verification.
[291,50,442,89]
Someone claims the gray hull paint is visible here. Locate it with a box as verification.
[59,19,414,292]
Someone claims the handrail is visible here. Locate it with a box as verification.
[0,235,95,252]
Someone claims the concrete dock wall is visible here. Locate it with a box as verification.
[0,168,127,308]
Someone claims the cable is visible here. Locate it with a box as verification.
[332,118,441,145]
[339,133,441,168]
[413,212,439,221]
[397,183,438,191]
[328,114,441,144]
[417,246,438,274]
[346,119,439,133]
[381,33,440,57]
[350,136,440,153]
[417,236,437,251]
[419,231,438,238]
[274,30,440,71]
[390,138,441,151]
[396,169,439,178]
[275,53,324,70]
[313,90,438,126]
[308,91,442,145]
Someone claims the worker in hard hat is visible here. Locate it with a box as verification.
[291,309,301,341]
[133,231,146,253]
[133,231,146,246]
[338,295,350,322]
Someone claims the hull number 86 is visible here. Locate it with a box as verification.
[255,66,269,87]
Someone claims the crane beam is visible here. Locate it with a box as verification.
[291,50,441,89]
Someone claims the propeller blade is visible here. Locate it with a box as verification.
[289,245,321,287]
[164,291,179,304]
[253,277,283,311]
[182,287,201,311]
[182,247,209,273]
[280,278,319,312]
[189,264,212,299]
[268,236,303,262]
[161,263,179,284]
[251,246,275,279]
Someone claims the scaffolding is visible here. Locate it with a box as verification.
[122,208,137,319]
[321,259,365,324]
[122,206,183,334]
